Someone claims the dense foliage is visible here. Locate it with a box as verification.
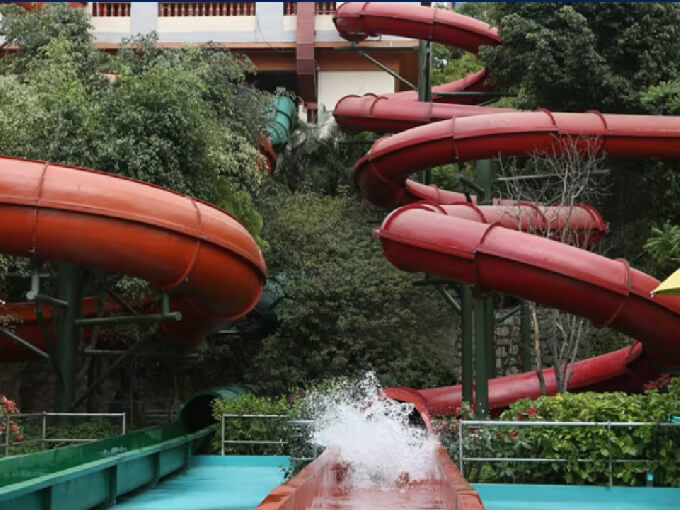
[0,3,270,244]
[470,2,680,273]
[211,393,292,455]
[245,189,457,394]
[478,2,680,113]
[436,378,680,486]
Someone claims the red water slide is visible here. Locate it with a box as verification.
[0,157,266,360]
[333,2,680,418]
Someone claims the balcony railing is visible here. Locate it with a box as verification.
[315,2,336,15]
[283,2,337,16]
[158,2,256,17]
[91,2,130,17]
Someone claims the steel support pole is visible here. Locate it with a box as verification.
[519,301,532,372]
[486,297,496,378]
[473,159,495,417]
[474,297,489,417]
[476,159,495,204]
[418,39,432,185]
[461,286,473,406]
[55,263,81,413]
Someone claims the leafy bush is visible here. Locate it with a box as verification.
[210,393,293,455]
[436,380,680,486]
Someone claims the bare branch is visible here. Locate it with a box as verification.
[497,135,609,393]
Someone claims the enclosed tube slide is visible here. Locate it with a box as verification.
[333,2,680,416]
[0,156,265,355]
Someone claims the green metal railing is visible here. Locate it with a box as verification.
[220,414,317,461]
[457,420,680,487]
[2,412,125,457]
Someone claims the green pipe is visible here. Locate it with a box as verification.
[474,298,489,418]
[55,264,81,413]
[264,95,296,153]
[461,286,473,406]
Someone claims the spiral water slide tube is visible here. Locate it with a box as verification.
[0,156,265,360]
[333,2,680,420]
[0,97,296,362]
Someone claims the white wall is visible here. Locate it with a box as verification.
[318,70,395,112]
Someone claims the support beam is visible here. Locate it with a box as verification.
[418,40,432,102]
[418,39,432,185]
[476,159,495,204]
[474,297,489,417]
[75,312,181,327]
[359,49,416,90]
[461,286,473,407]
[73,328,156,408]
[486,297,496,379]
[55,264,82,413]
[0,327,49,359]
[520,301,532,372]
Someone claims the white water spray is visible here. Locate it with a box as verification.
[302,373,439,488]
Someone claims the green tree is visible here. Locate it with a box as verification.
[0,7,271,244]
[478,2,680,113]
[247,189,457,394]
[459,3,680,272]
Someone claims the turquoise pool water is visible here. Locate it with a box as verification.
[114,455,290,510]
[474,483,680,510]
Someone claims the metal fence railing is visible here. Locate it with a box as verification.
[220,414,317,462]
[2,412,126,457]
[457,420,680,487]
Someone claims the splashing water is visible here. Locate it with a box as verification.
[302,373,439,488]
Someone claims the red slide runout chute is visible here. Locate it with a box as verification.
[385,341,658,422]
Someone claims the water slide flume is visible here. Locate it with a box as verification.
[351,110,680,209]
[256,446,486,510]
[332,1,680,419]
[0,156,265,356]
[0,95,296,362]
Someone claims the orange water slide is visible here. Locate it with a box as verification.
[0,156,266,359]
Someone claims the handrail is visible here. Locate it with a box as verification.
[2,411,126,456]
[220,414,315,457]
[456,419,680,487]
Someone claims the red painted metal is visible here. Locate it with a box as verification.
[256,446,484,510]
[333,2,680,422]
[353,110,680,209]
[376,204,680,367]
[386,343,658,422]
[333,2,498,104]
[0,157,266,355]
[334,94,514,133]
